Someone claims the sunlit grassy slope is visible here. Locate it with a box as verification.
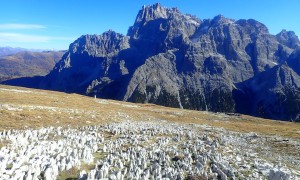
[0,85,300,139]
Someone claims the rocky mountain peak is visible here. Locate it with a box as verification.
[235,19,269,34]
[134,3,168,25]
[132,3,199,27]
[276,29,300,49]
[211,14,235,25]
[128,3,200,48]
[70,30,129,57]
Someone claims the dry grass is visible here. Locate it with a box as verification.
[0,139,11,149]
[185,174,208,180]
[56,167,79,180]
[0,84,300,140]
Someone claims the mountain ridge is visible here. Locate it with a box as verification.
[3,3,300,121]
[0,50,64,82]
[0,46,27,57]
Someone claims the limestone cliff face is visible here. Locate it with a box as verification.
[37,3,300,121]
[234,64,300,121]
[41,31,130,94]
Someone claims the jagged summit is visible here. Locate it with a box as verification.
[69,30,129,57]
[128,3,200,40]
[276,29,300,49]
[134,3,189,24]
[234,19,269,34]
[211,14,235,25]
[135,3,169,24]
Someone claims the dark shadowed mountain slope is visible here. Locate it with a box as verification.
[40,31,131,94]
[234,63,300,122]
[4,3,300,121]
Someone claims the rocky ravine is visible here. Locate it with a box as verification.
[4,3,300,121]
[0,120,299,180]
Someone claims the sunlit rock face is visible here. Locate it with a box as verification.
[36,3,300,121]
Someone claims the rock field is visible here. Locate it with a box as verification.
[0,120,299,180]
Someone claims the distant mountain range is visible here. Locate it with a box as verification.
[3,3,300,121]
[0,50,64,82]
[0,46,27,57]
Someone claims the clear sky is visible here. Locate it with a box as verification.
[0,0,299,50]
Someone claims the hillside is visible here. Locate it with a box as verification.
[0,85,299,179]
[0,46,26,57]
[0,51,64,82]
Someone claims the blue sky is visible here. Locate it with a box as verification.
[0,0,299,50]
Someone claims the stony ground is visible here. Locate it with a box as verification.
[0,85,300,179]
